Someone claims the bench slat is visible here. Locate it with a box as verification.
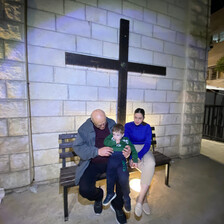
[60,151,76,159]
[59,133,77,140]
[59,142,73,149]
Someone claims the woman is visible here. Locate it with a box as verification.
[124,108,155,217]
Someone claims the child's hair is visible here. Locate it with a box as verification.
[112,123,124,134]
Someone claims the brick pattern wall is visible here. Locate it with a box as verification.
[0,0,209,188]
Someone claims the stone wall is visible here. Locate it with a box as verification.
[0,0,209,189]
[0,0,32,189]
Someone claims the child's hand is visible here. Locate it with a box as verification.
[132,163,138,168]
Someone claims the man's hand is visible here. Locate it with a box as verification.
[98,147,113,156]
[122,145,131,158]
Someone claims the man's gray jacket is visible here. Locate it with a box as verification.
[72,117,116,185]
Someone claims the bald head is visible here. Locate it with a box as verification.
[91,109,107,130]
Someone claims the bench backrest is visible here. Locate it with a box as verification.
[59,126,156,168]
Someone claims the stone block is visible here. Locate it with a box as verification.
[157,79,172,90]
[32,117,74,134]
[192,104,204,114]
[185,92,197,103]
[154,52,172,67]
[28,28,76,51]
[6,81,27,99]
[86,5,107,25]
[146,0,168,14]
[170,103,182,113]
[0,60,26,80]
[143,8,157,24]
[170,135,180,147]
[8,118,28,136]
[144,114,160,126]
[168,4,187,21]
[195,114,204,124]
[157,136,171,147]
[28,64,53,82]
[128,75,156,89]
[28,45,65,67]
[0,80,6,98]
[145,90,166,102]
[165,146,179,157]
[182,135,194,145]
[154,125,165,137]
[0,21,23,41]
[167,91,183,102]
[77,37,102,56]
[133,20,152,37]
[194,81,205,92]
[186,81,194,91]
[160,114,181,125]
[142,36,163,52]
[92,23,117,43]
[194,134,202,144]
[183,125,190,135]
[0,119,7,136]
[190,124,202,134]
[129,47,153,64]
[166,67,184,80]
[87,102,111,115]
[0,136,29,155]
[184,103,192,113]
[0,101,27,118]
[5,40,25,61]
[172,56,186,69]
[184,114,195,124]
[64,101,85,116]
[153,25,176,43]
[127,89,144,101]
[132,102,153,114]
[30,83,67,100]
[123,1,143,20]
[109,72,118,87]
[87,70,110,87]
[0,40,3,59]
[32,133,59,150]
[103,42,119,59]
[28,0,63,14]
[77,0,97,6]
[176,32,187,45]
[27,8,55,31]
[196,93,205,103]
[129,33,141,48]
[98,0,122,13]
[34,149,58,166]
[69,86,97,100]
[10,153,29,171]
[0,155,9,173]
[165,125,181,135]
[164,42,185,57]
[31,100,62,116]
[157,13,171,28]
[129,0,146,7]
[75,115,89,130]
[99,87,117,101]
[64,0,85,20]
[173,80,183,91]
[54,67,86,85]
[195,59,205,71]
[0,170,30,189]
[152,103,169,114]
[107,12,134,30]
[34,163,60,182]
[56,15,90,37]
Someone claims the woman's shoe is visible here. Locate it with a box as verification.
[134,202,142,217]
[142,202,150,215]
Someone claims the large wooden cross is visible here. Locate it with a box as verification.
[65,19,166,125]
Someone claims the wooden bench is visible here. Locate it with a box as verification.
[59,126,171,221]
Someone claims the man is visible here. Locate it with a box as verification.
[72,109,131,224]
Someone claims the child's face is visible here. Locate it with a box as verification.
[113,131,124,140]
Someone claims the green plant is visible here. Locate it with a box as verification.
[215,56,224,72]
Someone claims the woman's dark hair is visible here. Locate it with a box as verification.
[134,108,147,125]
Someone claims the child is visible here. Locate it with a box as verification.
[103,123,138,213]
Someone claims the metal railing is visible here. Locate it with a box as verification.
[203,105,224,142]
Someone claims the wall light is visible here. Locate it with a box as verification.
[130,178,141,192]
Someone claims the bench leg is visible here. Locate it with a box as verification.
[63,186,69,221]
[165,163,170,187]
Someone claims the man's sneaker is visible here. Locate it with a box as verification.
[103,193,117,206]
[94,199,103,215]
[123,197,131,213]
[110,203,127,224]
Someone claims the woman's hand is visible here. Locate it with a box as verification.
[122,145,131,158]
